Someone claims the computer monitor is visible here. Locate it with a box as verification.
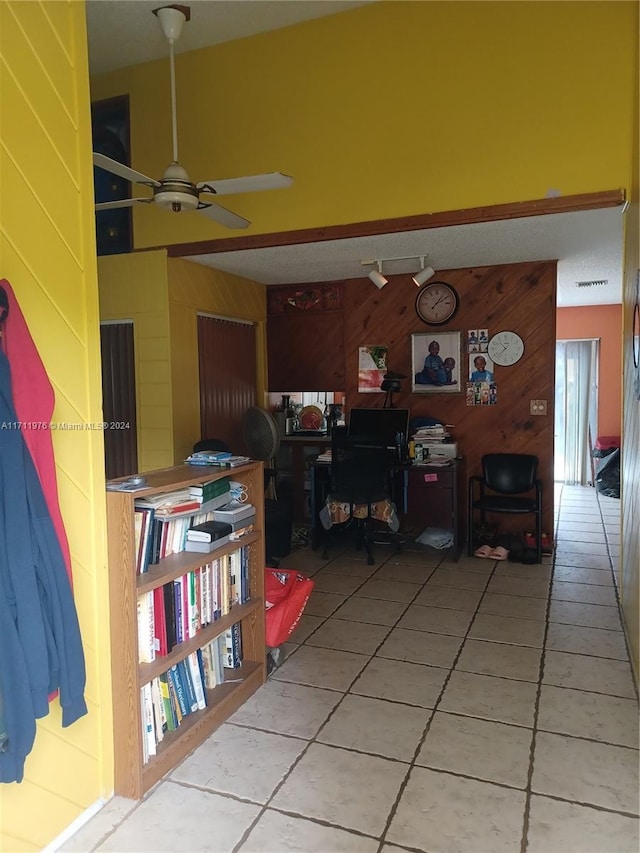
[347,408,410,450]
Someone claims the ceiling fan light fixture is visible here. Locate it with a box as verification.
[154,186,200,212]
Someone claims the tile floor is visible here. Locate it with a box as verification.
[61,485,639,853]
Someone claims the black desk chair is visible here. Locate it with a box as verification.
[468,453,542,563]
[321,430,401,565]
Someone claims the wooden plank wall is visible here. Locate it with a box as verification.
[343,260,557,537]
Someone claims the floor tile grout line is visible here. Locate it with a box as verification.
[375,559,500,852]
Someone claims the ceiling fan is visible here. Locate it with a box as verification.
[93,4,293,229]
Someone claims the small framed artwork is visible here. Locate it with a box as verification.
[412,331,462,393]
[469,352,494,382]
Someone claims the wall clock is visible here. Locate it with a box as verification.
[488,330,525,366]
[415,281,459,325]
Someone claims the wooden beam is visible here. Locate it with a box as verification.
[159,189,626,259]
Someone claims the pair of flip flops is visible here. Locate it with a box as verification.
[474,544,509,560]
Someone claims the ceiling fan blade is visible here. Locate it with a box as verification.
[198,202,251,229]
[196,172,293,196]
[93,153,160,187]
[95,198,153,211]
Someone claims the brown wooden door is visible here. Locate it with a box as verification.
[197,315,257,453]
[100,321,138,478]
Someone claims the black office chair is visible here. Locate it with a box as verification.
[321,429,401,565]
[468,453,542,563]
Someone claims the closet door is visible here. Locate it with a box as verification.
[100,321,138,478]
[197,315,257,453]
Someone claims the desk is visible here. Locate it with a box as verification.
[276,436,330,524]
[310,458,466,557]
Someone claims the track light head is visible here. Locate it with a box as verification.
[412,257,436,287]
[367,261,388,289]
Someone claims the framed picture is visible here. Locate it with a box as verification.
[412,331,462,393]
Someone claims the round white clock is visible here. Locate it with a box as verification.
[487,331,525,366]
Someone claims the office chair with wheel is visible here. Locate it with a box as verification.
[321,429,401,565]
[468,453,542,563]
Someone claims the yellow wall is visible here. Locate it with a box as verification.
[89,1,637,250]
[97,250,174,472]
[0,2,111,849]
[97,253,267,469]
[167,258,267,463]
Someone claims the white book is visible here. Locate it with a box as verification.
[187,652,207,710]
[142,682,156,759]
[137,591,155,663]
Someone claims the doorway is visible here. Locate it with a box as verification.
[100,321,138,479]
[554,338,598,484]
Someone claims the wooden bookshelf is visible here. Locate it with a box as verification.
[106,462,266,799]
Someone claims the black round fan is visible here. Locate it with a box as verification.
[242,407,281,462]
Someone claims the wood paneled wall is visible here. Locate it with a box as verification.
[344,261,557,535]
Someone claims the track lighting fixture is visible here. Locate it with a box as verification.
[412,257,436,287]
[367,261,389,289]
[361,255,436,289]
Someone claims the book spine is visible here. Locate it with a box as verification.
[173,579,183,644]
[168,664,189,717]
[150,677,165,743]
[137,591,155,663]
[166,668,183,725]
[163,582,176,651]
[141,682,156,761]
[158,672,176,731]
[187,652,207,711]
[176,658,198,713]
[152,586,167,656]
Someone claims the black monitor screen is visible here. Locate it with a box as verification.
[348,408,410,450]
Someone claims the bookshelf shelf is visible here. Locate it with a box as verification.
[106,462,266,799]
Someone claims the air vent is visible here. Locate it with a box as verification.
[575,279,608,288]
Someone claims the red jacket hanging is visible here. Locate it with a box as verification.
[0,279,72,582]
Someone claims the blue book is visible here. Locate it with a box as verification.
[176,659,198,713]
[168,665,188,717]
[173,579,183,644]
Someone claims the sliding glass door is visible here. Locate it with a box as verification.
[554,339,599,484]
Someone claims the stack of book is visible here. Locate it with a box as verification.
[185,520,232,553]
[189,477,231,506]
[411,424,456,462]
[185,452,252,468]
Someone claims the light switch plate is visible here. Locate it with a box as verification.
[530,399,548,415]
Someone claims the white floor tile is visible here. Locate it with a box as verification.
[527,795,639,853]
[170,724,306,803]
[240,809,379,852]
[96,781,261,852]
[271,743,407,836]
[417,712,533,788]
[64,485,636,853]
[387,766,526,853]
[532,731,640,813]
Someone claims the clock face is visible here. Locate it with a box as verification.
[487,331,525,366]
[415,282,459,325]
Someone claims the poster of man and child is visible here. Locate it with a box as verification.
[412,330,497,405]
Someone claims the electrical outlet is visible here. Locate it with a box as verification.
[530,399,548,415]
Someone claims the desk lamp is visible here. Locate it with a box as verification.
[381,371,406,408]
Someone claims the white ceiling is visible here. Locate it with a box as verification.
[85,1,624,307]
[85,0,373,75]
[187,207,624,307]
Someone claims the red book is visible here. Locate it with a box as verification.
[155,501,202,516]
[153,586,168,656]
